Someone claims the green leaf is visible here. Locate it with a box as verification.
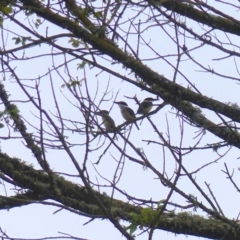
[62,79,84,89]
[22,37,31,45]
[35,18,42,28]
[12,36,31,46]
[94,11,102,19]
[68,37,81,48]
[77,61,87,69]
[124,223,137,235]
[13,37,21,45]
[0,6,12,14]
[129,224,137,235]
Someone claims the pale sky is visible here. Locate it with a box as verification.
[1,1,240,240]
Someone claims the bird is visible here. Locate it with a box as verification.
[136,97,158,115]
[95,110,116,131]
[114,101,139,130]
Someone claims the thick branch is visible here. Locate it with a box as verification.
[156,0,240,36]
[14,0,240,153]
[0,151,239,239]
[0,83,50,171]
[18,0,240,123]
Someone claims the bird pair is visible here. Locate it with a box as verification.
[95,97,157,131]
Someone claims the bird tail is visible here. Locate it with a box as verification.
[134,121,140,130]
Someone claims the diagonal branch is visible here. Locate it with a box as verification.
[151,0,240,36]
[16,0,240,152]
[0,151,240,239]
[0,83,51,171]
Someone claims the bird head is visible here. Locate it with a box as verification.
[95,110,109,116]
[143,97,158,102]
[114,101,128,107]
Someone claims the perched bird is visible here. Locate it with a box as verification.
[136,97,158,115]
[95,110,116,131]
[114,101,139,130]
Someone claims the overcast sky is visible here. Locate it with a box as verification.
[1,1,240,240]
